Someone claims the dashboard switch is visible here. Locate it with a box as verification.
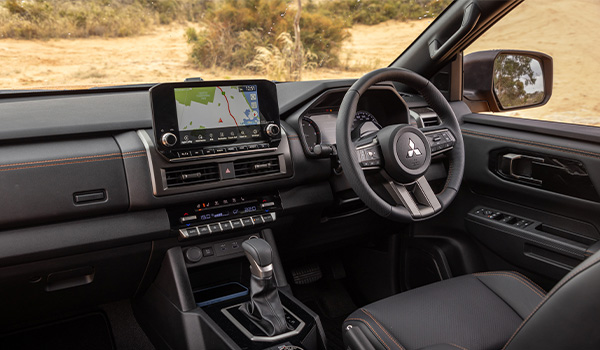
[209,223,222,233]
[242,217,254,226]
[180,215,197,223]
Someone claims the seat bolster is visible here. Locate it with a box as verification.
[474,271,545,319]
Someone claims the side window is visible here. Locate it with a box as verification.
[464,0,599,127]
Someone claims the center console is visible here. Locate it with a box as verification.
[132,80,322,349]
[133,229,325,350]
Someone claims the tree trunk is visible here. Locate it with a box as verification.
[293,0,303,81]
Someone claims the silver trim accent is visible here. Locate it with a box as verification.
[248,261,274,279]
[137,130,159,195]
[161,132,177,147]
[221,304,305,343]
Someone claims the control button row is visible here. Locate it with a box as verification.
[427,130,455,153]
[179,213,277,239]
[474,208,534,228]
[175,143,271,158]
[356,146,382,168]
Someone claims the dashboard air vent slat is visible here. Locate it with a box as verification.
[165,163,220,187]
[234,156,280,178]
[413,107,441,127]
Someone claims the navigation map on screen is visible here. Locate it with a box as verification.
[174,85,260,131]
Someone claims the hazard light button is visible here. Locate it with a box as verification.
[219,162,235,180]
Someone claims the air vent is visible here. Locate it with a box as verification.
[165,163,220,187]
[413,107,441,128]
[234,156,280,178]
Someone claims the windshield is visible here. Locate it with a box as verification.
[0,0,452,90]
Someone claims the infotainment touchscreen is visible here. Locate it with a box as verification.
[150,80,281,161]
[174,85,262,144]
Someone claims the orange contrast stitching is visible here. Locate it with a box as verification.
[449,343,469,350]
[462,129,600,159]
[361,309,406,350]
[474,272,545,299]
[0,150,146,168]
[0,153,146,172]
[346,318,391,350]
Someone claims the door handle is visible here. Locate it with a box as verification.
[499,153,544,184]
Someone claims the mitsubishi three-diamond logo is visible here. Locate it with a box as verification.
[407,138,422,158]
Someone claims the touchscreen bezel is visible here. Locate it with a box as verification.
[150,80,280,154]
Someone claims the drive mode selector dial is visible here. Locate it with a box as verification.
[161,132,178,147]
[265,123,281,137]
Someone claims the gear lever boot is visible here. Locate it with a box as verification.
[239,238,290,336]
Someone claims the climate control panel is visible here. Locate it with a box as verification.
[168,194,280,240]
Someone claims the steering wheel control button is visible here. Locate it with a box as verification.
[185,247,203,263]
[426,130,456,154]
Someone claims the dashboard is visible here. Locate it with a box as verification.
[0,78,443,338]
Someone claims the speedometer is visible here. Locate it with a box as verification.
[300,117,321,152]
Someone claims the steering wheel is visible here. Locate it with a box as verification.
[336,68,465,222]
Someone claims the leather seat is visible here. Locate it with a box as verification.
[343,250,600,350]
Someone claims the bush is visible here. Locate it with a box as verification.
[0,0,210,39]
[319,0,453,26]
[187,0,349,71]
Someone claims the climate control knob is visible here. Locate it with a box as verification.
[161,132,178,147]
[265,123,281,137]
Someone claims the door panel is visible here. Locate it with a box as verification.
[459,114,600,282]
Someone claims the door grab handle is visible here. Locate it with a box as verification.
[500,153,544,184]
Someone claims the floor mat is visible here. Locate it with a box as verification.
[0,312,115,350]
[293,279,357,350]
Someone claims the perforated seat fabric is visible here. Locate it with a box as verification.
[343,272,546,350]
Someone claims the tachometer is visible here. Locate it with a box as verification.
[301,117,321,152]
[352,111,381,138]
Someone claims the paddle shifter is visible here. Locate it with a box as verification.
[239,238,290,336]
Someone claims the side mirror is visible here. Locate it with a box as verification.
[463,50,553,113]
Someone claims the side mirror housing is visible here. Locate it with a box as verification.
[463,50,553,113]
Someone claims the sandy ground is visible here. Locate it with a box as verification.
[466,0,600,126]
[0,19,432,88]
[0,0,597,126]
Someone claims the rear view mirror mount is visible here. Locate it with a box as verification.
[463,50,553,113]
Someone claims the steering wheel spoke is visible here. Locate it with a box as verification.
[355,138,383,171]
[382,175,442,218]
[424,128,456,156]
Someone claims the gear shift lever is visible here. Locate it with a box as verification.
[239,238,290,336]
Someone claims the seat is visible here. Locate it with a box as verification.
[343,250,600,350]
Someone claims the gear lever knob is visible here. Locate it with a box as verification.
[242,238,274,279]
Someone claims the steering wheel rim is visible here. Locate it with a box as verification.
[336,67,465,222]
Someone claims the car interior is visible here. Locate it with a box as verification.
[1,0,600,349]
